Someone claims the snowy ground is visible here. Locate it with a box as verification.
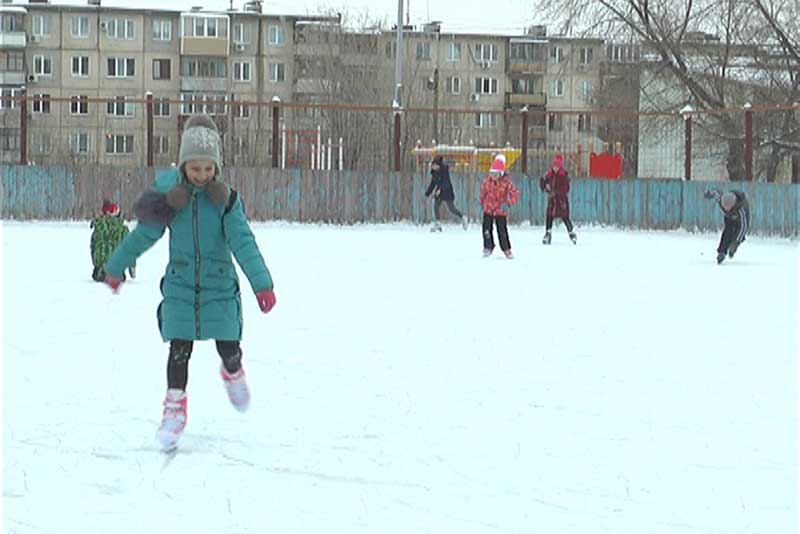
[2,221,798,534]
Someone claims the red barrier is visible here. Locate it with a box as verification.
[589,153,624,180]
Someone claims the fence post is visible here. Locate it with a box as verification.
[271,96,280,168]
[744,102,753,182]
[19,88,27,165]
[520,106,529,174]
[681,105,693,181]
[145,92,154,168]
[393,103,402,172]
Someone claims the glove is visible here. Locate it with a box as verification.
[105,273,123,294]
[256,289,276,314]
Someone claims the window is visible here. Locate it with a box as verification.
[152,20,171,41]
[474,113,497,128]
[181,57,227,78]
[153,98,170,117]
[474,77,498,94]
[269,62,285,82]
[234,135,249,156]
[416,41,431,60]
[580,80,593,102]
[33,55,53,76]
[106,134,134,154]
[31,132,50,154]
[1,14,18,32]
[1,128,20,151]
[184,16,227,38]
[31,94,50,114]
[107,58,135,78]
[512,78,541,95]
[154,135,169,155]
[445,76,461,95]
[106,96,135,117]
[71,16,89,38]
[70,95,89,115]
[551,79,565,97]
[180,92,227,115]
[268,25,286,45]
[550,46,565,63]
[234,102,250,119]
[106,18,135,40]
[0,51,25,71]
[33,15,50,36]
[0,88,20,109]
[578,47,594,64]
[233,62,251,82]
[548,113,563,131]
[475,43,498,62]
[446,42,461,62]
[510,43,527,60]
[152,59,171,80]
[577,113,592,132]
[69,132,90,154]
[233,22,250,44]
[72,56,90,77]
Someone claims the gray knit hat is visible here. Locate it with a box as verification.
[179,115,222,177]
[721,191,737,211]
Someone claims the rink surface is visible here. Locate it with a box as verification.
[3,221,798,534]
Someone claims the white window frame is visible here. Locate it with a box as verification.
[447,42,461,62]
[550,46,565,63]
[269,62,285,82]
[69,132,90,154]
[31,93,50,114]
[31,131,51,154]
[33,55,53,77]
[106,96,135,117]
[106,134,134,155]
[578,47,594,64]
[233,22,250,44]
[416,41,431,60]
[268,25,286,46]
[580,80,593,102]
[233,61,251,82]
[152,19,172,41]
[1,88,20,109]
[106,18,135,40]
[475,43,498,62]
[577,113,592,132]
[446,76,461,95]
[234,102,250,119]
[153,98,170,117]
[107,57,135,79]
[70,95,89,115]
[71,16,89,38]
[154,135,169,155]
[72,56,90,77]
[32,15,50,37]
[475,77,498,95]
[152,58,171,80]
[474,113,497,129]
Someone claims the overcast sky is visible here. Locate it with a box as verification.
[9,0,545,34]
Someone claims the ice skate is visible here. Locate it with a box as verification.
[482,248,493,258]
[461,215,468,230]
[430,222,442,233]
[716,253,726,264]
[128,266,136,279]
[542,231,552,245]
[569,232,577,244]
[221,364,251,413]
[156,389,187,451]
[503,249,514,259]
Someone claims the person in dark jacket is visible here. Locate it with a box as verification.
[704,189,750,264]
[424,156,468,232]
[539,153,576,245]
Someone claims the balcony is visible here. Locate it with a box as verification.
[180,13,230,56]
[180,77,227,92]
[0,31,26,48]
[0,70,24,85]
[508,59,546,74]
[506,92,547,107]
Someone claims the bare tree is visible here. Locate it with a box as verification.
[533,0,799,181]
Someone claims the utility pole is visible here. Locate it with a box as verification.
[432,67,439,142]
[393,0,404,108]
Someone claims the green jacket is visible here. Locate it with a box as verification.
[91,215,129,268]
[105,169,273,341]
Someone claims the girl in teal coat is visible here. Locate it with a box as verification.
[103,115,276,451]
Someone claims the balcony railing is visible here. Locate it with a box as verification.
[506,92,547,107]
[0,32,27,48]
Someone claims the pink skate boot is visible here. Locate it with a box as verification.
[221,365,251,413]
[156,388,187,451]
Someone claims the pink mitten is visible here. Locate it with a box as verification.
[105,273,123,294]
[256,289,276,314]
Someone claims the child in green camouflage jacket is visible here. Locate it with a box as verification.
[90,200,136,282]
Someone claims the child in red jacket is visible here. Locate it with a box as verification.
[539,153,576,245]
[479,154,520,259]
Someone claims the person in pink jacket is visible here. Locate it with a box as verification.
[479,154,520,259]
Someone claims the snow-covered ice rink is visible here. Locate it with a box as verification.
[3,221,798,534]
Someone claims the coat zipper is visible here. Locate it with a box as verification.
[192,192,201,338]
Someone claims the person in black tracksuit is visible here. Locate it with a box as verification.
[704,189,750,264]
[424,156,468,232]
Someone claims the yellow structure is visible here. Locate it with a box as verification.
[412,143,522,173]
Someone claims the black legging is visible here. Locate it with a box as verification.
[434,199,463,221]
[482,213,511,251]
[167,340,242,390]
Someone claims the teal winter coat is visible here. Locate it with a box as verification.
[105,170,273,341]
